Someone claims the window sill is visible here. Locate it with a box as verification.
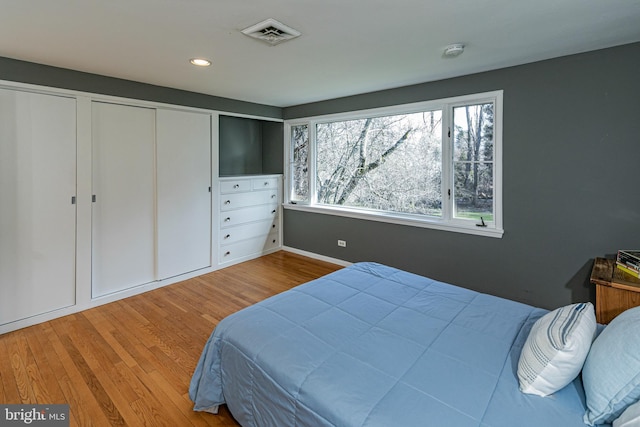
[283,203,504,238]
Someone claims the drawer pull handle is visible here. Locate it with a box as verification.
[271,209,276,214]
[271,194,276,199]
[224,200,231,205]
[272,239,276,243]
[224,234,230,239]
[264,182,269,186]
[225,251,231,256]
[233,184,240,189]
[224,217,231,222]
[272,224,276,228]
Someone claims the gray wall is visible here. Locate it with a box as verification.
[283,42,640,310]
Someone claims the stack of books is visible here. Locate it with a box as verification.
[617,250,640,279]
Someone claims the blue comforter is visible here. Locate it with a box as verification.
[190,262,597,426]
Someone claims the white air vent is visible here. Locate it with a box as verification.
[241,18,301,46]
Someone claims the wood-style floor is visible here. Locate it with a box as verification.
[0,251,342,426]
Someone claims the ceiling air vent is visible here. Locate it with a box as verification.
[241,18,301,46]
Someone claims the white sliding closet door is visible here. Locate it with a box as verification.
[156,109,211,279]
[92,102,155,297]
[0,89,76,324]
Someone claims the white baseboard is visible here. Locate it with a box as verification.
[282,246,352,267]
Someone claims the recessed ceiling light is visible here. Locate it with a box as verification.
[443,44,465,58]
[190,58,212,67]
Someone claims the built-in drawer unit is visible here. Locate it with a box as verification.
[219,175,282,266]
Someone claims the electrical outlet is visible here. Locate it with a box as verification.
[337,240,347,247]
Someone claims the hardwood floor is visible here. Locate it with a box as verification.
[0,251,342,426]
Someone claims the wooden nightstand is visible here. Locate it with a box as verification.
[590,257,640,324]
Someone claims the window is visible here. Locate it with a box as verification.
[452,103,495,223]
[290,124,310,202]
[285,91,503,237]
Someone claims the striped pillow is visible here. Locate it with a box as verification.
[517,302,597,397]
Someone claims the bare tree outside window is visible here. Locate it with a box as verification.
[453,103,494,221]
[291,124,309,202]
[316,111,442,216]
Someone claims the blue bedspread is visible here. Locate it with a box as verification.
[190,262,598,426]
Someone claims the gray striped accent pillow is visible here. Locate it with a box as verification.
[518,302,596,396]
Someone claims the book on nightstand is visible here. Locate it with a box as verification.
[617,250,640,278]
[617,262,640,279]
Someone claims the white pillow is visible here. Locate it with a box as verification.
[614,400,640,427]
[517,302,596,396]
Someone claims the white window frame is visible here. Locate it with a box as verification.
[284,90,503,238]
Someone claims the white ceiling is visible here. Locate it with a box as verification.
[1,0,639,107]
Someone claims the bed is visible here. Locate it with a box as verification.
[190,262,633,427]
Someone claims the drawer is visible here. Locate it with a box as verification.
[220,190,278,211]
[219,233,280,264]
[252,177,279,191]
[220,220,279,245]
[220,179,251,194]
[221,204,278,227]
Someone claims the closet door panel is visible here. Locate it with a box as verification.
[0,89,76,324]
[92,102,155,297]
[156,109,211,279]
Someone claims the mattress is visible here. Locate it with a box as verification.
[190,262,597,426]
